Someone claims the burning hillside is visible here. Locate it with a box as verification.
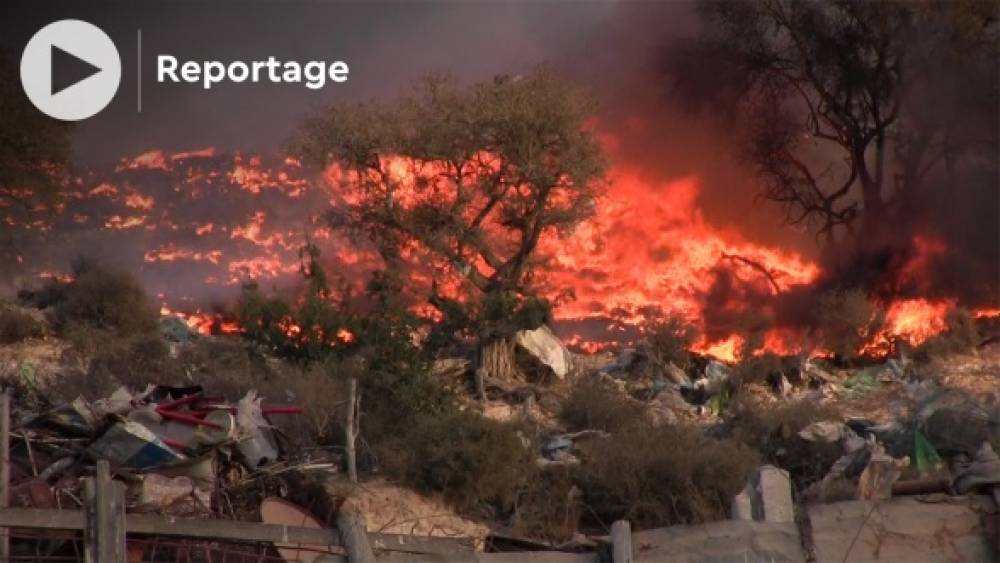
[4,139,995,360]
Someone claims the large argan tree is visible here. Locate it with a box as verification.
[294,70,606,380]
[671,0,997,246]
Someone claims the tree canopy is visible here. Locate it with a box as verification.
[293,70,607,341]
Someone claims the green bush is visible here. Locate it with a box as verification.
[0,307,44,343]
[559,378,644,433]
[575,425,759,528]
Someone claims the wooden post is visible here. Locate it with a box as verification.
[992,487,1000,563]
[610,520,632,563]
[0,391,10,562]
[336,503,375,563]
[83,460,126,563]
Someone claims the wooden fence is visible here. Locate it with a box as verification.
[0,392,625,563]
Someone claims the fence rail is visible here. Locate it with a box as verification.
[0,391,619,563]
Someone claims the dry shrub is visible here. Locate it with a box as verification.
[640,315,698,370]
[915,308,981,360]
[576,425,759,528]
[48,331,183,403]
[176,337,270,400]
[377,409,536,514]
[923,406,1000,457]
[87,332,183,390]
[732,352,787,388]
[44,366,119,403]
[726,395,841,489]
[48,261,159,336]
[0,307,44,343]
[816,289,884,360]
[268,363,344,448]
[560,378,644,433]
[512,466,581,544]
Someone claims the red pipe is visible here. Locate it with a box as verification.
[155,392,203,411]
[190,405,304,415]
[156,408,222,428]
[161,437,187,450]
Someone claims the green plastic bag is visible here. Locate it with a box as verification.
[914,429,942,476]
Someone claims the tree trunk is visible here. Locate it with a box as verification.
[344,375,360,483]
[478,337,518,383]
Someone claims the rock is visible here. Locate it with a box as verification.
[160,315,198,343]
[809,496,993,563]
[482,402,515,422]
[599,348,639,376]
[798,421,850,443]
[731,488,754,521]
[631,520,805,563]
[663,362,689,386]
[134,474,210,515]
[647,388,693,425]
[800,361,836,385]
[732,465,795,524]
[431,357,471,379]
[950,441,1000,494]
[514,324,573,379]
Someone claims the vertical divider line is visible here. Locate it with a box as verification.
[137,29,142,113]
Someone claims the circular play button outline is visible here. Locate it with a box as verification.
[20,19,121,121]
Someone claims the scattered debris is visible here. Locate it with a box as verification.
[5,382,305,521]
[857,442,908,500]
[950,441,1000,494]
[514,324,573,379]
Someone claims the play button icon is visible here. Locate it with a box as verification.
[51,45,104,96]
[21,19,121,121]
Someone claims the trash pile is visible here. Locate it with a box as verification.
[581,341,1000,507]
[6,384,310,518]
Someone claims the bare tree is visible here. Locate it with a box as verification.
[671,0,997,244]
[294,71,607,380]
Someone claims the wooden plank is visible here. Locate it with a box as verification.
[993,488,1000,563]
[129,514,343,544]
[83,475,97,562]
[337,505,375,563]
[106,466,127,563]
[84,461,126,563]
[0,507,470,556]
[0,391,9,561]
[371,532,475,555]
[0,508,85,529]
[610,520,632,563]
[377,553,598,562]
